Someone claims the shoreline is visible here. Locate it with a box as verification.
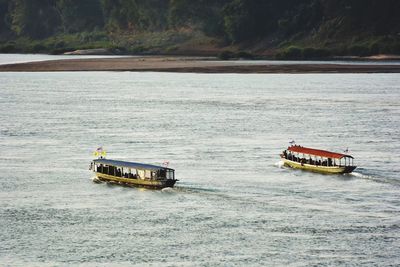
[1,56,400,73]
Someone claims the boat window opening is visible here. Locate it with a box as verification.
[158,169,167,179]
[145,170,152,179]
[128,168,136,179]
[124,168,130,178]
[122,168,128,178]
[110,165,116,176]
[107,165,111,175]
[137,169,145,179]
[167,170,174,180]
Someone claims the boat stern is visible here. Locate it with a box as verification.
[165,179,177,188]
[343,166,357,173]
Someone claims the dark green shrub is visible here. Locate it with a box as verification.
[380,42,400,54]
[0,44,17,53]
[218,50,235,60]
[348,45,370,56]
[369,42,381,55]
[236,51,253,59]
[302,47,331,59]
[392,43,400,54]
[54,41,66,49]
[276,46,302,60]
[128,45,148,54]
[32,43,47,53]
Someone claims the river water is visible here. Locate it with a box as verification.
[0,67,400,266]
[0,53,133,66]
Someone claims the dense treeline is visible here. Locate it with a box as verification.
[0,0,400,57]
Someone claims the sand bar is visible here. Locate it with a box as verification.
[1,56,400,73]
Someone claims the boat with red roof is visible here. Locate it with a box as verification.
[280,144,356,174]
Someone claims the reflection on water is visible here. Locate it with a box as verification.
[0,70,399,266]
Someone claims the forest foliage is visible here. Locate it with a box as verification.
[0,0,400,57]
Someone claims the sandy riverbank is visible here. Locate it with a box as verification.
[1,56,400,73]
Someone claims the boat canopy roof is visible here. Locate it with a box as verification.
[93,158,174,171]
[287,145,353,159]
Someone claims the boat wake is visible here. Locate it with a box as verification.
[161,187,177,194]
[350,171,375,180]
[91,176,102,183]
[350,170,400,187]
[274,160,285,169]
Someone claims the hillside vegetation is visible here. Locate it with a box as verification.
[0,0,400,59]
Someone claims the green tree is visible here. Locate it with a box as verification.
[56,0,104,33]
[223,0,256,43]
[0,0,12,35]
[101,0,168,32]
[101,0,139,31]
[222,0,273,43]
[168,0,227,36]
[11,0,60,38]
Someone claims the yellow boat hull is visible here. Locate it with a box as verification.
[282,159,356,174]
[95,172,176,189]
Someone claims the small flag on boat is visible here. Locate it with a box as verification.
[344,147,349,153]
[93,147,106,157]
[162,161,169,167]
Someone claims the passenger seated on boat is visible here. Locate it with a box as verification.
[124,173,128,178]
